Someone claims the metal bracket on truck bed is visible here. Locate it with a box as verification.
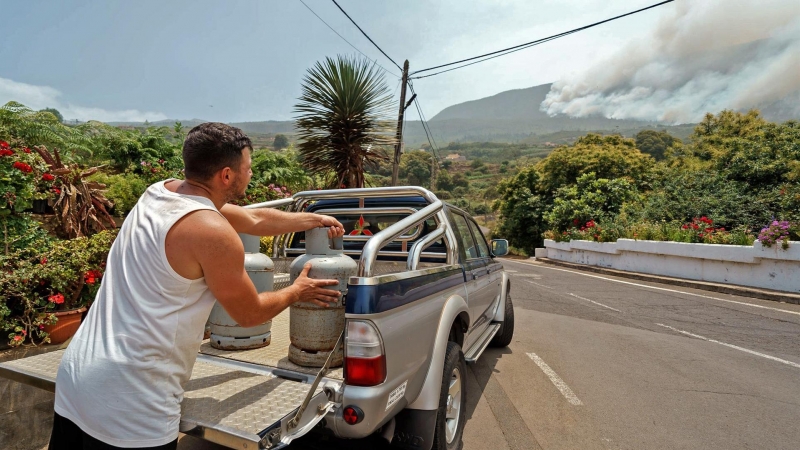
[0,350,337,450]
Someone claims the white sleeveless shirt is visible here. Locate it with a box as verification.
[55,180,221,447]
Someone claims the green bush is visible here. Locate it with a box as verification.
[90,172,149,216]
[545,173,639,232]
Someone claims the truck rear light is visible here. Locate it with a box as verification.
[342,405,364,425]
[344,320,386,386]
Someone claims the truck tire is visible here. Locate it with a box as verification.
[431,341,466,450]
[489,289,514,348]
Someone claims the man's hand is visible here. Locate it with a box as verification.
[289,263,341,307]
[312,214,345,238]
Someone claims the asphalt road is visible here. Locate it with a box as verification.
[178,258,800,450]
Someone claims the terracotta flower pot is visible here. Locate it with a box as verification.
[43,307,87,345]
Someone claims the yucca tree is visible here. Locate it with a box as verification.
[294,55,396,188]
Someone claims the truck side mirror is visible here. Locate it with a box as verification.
[491,239,509,257]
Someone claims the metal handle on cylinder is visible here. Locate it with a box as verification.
[332,235,344,251]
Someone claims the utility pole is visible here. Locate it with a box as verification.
[391,60,410,186]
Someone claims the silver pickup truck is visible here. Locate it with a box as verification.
[0,186,513,450]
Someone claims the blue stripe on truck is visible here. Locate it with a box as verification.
[346,268,465,314]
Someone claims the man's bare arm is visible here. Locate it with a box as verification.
[219,203,344,237]
[194,216,340,327]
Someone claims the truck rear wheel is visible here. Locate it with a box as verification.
[431,341,466,450]
[490,288,514,348]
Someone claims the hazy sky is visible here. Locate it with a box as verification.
[1,0,678,122]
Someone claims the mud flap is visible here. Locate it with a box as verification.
[392,408,437,450]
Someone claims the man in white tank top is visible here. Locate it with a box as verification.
[50,123,344,449]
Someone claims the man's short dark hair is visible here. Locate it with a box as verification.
[182,122,252,181]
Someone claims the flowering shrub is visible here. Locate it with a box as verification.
[758,220,791,250]
[232,183,292,207]
[135,157,184,185]
[1,139,48,214]
[0,229,115,346]
[678,217,732,244]
[547,219,621,243]
[545,217,755,246]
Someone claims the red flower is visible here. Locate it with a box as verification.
[42,173,55,181]
[12,161,33,173]
[586,220,596,228]
[573,219,580,226]
[681,224,688,230]
[13,335,22,342]
[52,187,61,195]
[48,293,65,304]
[84,270,102,285]
[23,147,31,153]
[0,149,13,157]
[40,257,47,265]
[0,141,9,149]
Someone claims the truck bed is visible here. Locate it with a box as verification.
[200,308,344,381]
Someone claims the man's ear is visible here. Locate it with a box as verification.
[219,167,233,186]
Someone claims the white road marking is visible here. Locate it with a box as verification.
[568,293,621,312]
[526,352,583,405]
[505,269,518,273]
[523,279,553,289]
[503,260,800,317]
[655,323,800,369]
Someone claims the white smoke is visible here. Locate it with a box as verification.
[542,0,800,123]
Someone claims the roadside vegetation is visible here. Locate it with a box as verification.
[492,111,800,255]
[2,61,797,346]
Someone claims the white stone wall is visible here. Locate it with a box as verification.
[542,239,800,293]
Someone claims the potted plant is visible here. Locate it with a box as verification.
[1,230,115,346]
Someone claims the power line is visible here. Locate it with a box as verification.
[298,0,400,78]
[409,83,441,155]
[407,82,442,164]
[411,34,564,80]
[331,0,403,71]
[409,0,674,79]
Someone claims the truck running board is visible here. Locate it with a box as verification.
[464,323,501,363]
[0,350,337,450]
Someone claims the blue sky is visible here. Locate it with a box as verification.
[2,1,797,123]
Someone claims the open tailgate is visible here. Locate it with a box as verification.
[0,349,337,450]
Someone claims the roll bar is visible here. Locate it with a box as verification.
[242,186,460,278]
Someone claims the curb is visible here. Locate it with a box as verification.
[531,257,800,305]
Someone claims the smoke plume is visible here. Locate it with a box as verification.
[541,0,800,123]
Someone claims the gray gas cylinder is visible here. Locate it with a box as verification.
[288,227,356,367]
[208,233,273,350]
